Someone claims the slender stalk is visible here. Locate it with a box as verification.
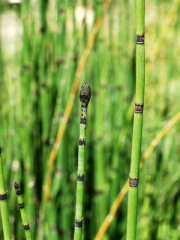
[14,182,33,240]
[0,148,11,240]
[74,82,91,240]
[126,0,145,238]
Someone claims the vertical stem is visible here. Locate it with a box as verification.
[74,82,91,240]
[0,148,11,240]
[126,0,145,240]
[14,182,33,240]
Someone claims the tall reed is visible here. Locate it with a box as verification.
[74,82,91,240]
[14,182,32,240]
[126,1,145,238]
[0,147,11,240]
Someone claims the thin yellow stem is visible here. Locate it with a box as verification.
[43,0,112,202]
[94,111,180,240]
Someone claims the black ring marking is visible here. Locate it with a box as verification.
[135,103,144,113]
[77,175,84,181]
[59,8,64,13]
[19,203,24,209]
[80,94,91,102]
[75,220,82,228]
[80,118,86,124]
[136,34,144,44]
[79,140,85,146]
[129,177,139,187]
[40,27,46,33]
[23,224,30,231]
[14,182,19,189]
[0,193,7,200]
[16,190,21,195]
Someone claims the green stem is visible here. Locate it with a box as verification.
[14,182,33,240]
[0,148,11,240]
[74,82,91,240]
[126,0,145,240]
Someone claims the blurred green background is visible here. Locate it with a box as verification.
[0,0,180,239]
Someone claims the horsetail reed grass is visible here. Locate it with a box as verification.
[145,0,180,82]
[14,182,32,240]
[43,0,112,201]
[1,1,180,239]
[95,111,180,240]
[0,147,11,240]
[74,82,91,240]
[126,0,145,239]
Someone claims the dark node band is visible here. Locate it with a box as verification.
[19,203,25,209]
[54,59,64,66]
[72,56,77,62]
[23,224,30,231]
[135,103,144,113]
[94,190,105,195]
[24,168,30,173]
[16,190,21,196]
[14,182,19,189]
[129,177,139,187]
[41,83,47,89]
[59,8,64,13]
[136,34,144,44]
[77,175,84,181]
[79,140,85,146]
[40,27,46,33]
[80,118,86,124]
[145,193,152,198]
[0,193,7,200]
[80,94,91,102]
[75,220,82,228]
[0,146,1,153]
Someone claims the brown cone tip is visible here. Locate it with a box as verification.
[79,82,91,104]
[14,182,19,189]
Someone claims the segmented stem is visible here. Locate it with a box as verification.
[14,182,33,240]
[74,82,91,240]
[126,0,145,239]
[0,148,11,240]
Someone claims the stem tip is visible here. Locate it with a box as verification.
[79,82,91,105]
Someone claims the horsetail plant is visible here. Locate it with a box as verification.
[14,182,32,240]
[126,0,145,240]
[0,147,11,240]
[74,82,91,240]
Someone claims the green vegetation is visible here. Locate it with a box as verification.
[126,0,145,239]
[74,82,91,240]
[0,148,11,240]
[14,182,32,240]
[0,0,180,240]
